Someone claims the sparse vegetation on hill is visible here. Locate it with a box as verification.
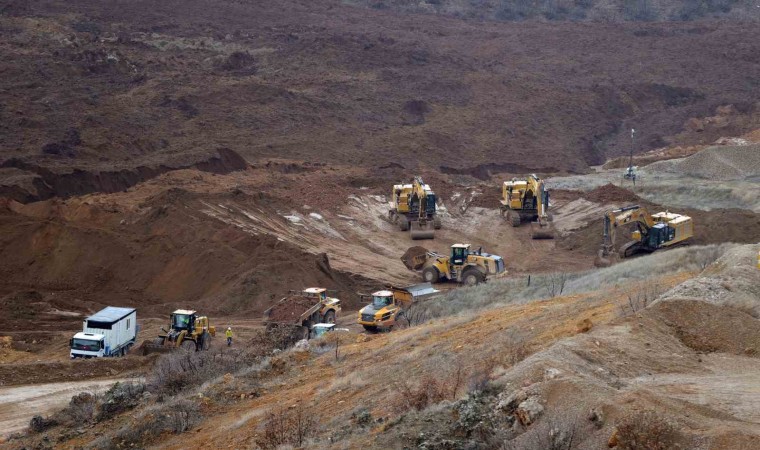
[352,0,760,22]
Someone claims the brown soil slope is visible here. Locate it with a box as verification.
[2,0,760,199]
[0,180,373,333]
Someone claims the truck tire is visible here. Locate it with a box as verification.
[399,220,410,231]
[422,267,440,283]
[323,310,336,324]
[433,216,442,229]
[462,269,484,286]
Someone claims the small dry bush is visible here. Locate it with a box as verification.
[53,392,99,426]
[393,365,464,412]
[97,381,145,421]
[149,349,252,396]
[255,404,315,450]
[616,410,681,450]
[88,399,199,449]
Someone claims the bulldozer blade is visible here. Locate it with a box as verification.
[401,246,430,271]
[530,221,555,239]
[410,222,435,240]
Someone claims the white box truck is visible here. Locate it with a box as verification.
[70,306,137,358]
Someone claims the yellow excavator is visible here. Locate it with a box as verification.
[389,176,441,240]
[500,174,554,239]
[595,205,694,267]
[402,244,506,286]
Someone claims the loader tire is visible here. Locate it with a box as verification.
[433,216,442,230]
[462,269,484,286]
[200,331,210,350]
[399,220,410,231]
[422,267,440,283]
[180,339,196,352]
[322,310,336,324]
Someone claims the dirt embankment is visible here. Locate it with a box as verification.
[0,183,374,335]
[559,183,760,255]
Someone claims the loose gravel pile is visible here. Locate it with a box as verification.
[649,144,760,180]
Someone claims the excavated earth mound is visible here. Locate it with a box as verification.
[648,144,760,180]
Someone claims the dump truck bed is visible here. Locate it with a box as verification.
[263,295,322,324]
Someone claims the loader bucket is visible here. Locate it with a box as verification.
[410,221,435,240]
[138,340,174,356]
[401,246,430,271]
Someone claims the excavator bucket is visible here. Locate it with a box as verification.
[530,221,555,240]
[593,249,619,268]
[401,246,430,271]
[410,221,435,240]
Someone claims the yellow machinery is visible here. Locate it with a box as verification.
[500,174,554,239]
[402,244,506,286]
[357,283,439,332]
[595,205,694,267]
[263,288,341,340]
[154,309,216,351]
[389,176,441,240]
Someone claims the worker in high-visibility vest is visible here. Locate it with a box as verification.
[226,327,233,346]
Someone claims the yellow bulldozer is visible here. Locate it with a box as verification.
[153,309,216,352]
[402,244,506,286]
[389,176,441,240]
[500,174,554,239]
[595,205,694,267]
[357,283,439,332]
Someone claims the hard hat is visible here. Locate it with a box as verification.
[227,327,231,330]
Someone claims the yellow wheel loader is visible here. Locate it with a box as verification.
[402,244,506,286]
[389,176,441,240]
[594,205,694,267]
[153,310,216,352]
[500,174,554,239]
[357,283,439,332]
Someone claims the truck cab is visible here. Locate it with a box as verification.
[70,332,105,358]
[302,288,341,323]
[358,290,402,332]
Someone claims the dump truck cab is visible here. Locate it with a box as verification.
[302,287,341,323]
[359,290,402,332]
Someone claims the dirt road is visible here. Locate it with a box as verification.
[0,379,130,436]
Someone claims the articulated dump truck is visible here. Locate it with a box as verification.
[358,283,439,332]
[263,287,341,341]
